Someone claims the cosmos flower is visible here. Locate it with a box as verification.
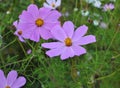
[43,0,61,9]
[19,4,61,42]
[81,10,89,16]
[99,22,108,29]
[93,0,101,8]
[103,3,114,11]
[93,20,99,26]
[13,21,30,42]
[42,21,96,60]
[0,70,26,88]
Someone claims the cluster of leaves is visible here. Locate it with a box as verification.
[0,0,120,88]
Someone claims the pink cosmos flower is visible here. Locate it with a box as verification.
[103,3,114,11]
[13,21,30,42]
[42,21,96,60]
[19,4,61,42]
[0,70,26,88]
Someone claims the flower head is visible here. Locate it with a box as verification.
[43,0,61,9]
[0,70,26,88]
[13,21,30,42]
[42,21,96,60]
[81,10,89,16]
[93,0,101,8]
[103,3,114,11]
[93,20,99,26]
[19,4,61,42]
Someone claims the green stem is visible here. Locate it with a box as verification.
[18,40,27,56]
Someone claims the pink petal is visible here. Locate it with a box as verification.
[51,25,67,42]
[7,70,18,86]
[42,42,64,49]
[63,21,74,38]
[0,70,6,88]
[75,35,96,45]
[19,36,25,42]
[39,7,51,19]
[18,23,34,39]
[72,25,88,41]
[43,21,60,30]
[46,47,63,58]
[19,10,34,23]
[44,10,61,22]
[11,76,26,88]
[13,21,18,28]
[30,28,40,42]
[60,47,74,60]
[27,4,39,19]
[71,45,86,56]
[39,28,53,40]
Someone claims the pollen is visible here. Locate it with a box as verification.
[35,18,44,27]
[64,37,72,46]
[18,30,22,35]
[51,3,55,7]
[5,86,11,88]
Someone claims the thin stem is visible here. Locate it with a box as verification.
[17,40,27,56]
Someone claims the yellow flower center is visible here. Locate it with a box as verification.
[5,86,10,88]
[51,3,55,7]
[35,18,44,27]
[18,30,22,35]
[64,37,72,46]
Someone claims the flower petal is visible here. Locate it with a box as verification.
[56,0,61,7]
[39,28,53,40]
[42,42,64,49]
[72,25,88,41]
[46,0,53,4]
[19,10,34,23]
[27,4,39,19]
[43,3,53,9]
[71,45,86,56]
[44,10,61,22]
[43,21,60,30]
[19,36,25,42]
[0,70,6,88]
[29,28,40,42]
[60,47,74,60]
[63,21,74,38]
[11,76,26,88]
[46,47,63,58]
[51,25,67,42]
[13,21,18,28]
[39,7,51,19]
[7,70,18,86]
[75,35,96,45]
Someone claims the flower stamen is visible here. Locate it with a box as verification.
[5,86,11,88]
[51,3,55,7]
[35,18,44,27]
[18,30,22,35]
[64,37,72,46]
